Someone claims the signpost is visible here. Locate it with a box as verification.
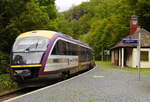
[122,30,141,80]
[137,31,141,80]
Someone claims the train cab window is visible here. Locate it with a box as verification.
[12,36,49,65]
[13,36,49,52]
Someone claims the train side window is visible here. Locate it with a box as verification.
[51,40,66,55]
[72,44,78,55]
[51,40,82,56]
[80,47,84,61]
[65,42,69,55]
[58,40,65,55]
[51,41,58,55]
[71,44,75,55]
[68,43,73,55]
[78,46,92,62]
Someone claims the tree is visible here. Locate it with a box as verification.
[58,0,150,60]
[0,0,58,73]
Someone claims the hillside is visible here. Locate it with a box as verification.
[57,0,150,59]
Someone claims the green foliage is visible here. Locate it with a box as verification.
[0,52,9,74]
[0,0,57,54]
[135,0,150,30]
[88,98,95,102]
[0,74,18,92]
[58,0,150,60]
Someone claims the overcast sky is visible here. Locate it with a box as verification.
[55,0,89,12]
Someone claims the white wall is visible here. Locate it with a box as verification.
[132,48,150,68]
[126,50,133,67]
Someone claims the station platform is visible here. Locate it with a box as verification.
[5,66,150,102]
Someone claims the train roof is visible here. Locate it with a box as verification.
[16,30,56,40]
[16,30,92,49]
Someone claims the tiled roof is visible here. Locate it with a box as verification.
[112,28,150,49]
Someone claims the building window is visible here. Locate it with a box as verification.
[140,51,149,61]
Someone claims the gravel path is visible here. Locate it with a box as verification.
[5,66,150,102]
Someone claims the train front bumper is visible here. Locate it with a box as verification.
[10,64,42,80]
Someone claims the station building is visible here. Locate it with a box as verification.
[111,28,150,68]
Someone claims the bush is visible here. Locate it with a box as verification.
[0,74,18,92]
[0,52,9,74]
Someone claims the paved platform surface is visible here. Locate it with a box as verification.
[5,66,150,102]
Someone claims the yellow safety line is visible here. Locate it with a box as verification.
[10,64,42,68]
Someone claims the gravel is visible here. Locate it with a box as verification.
[5,66,150,102]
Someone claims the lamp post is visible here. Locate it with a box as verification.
[137,28,141,80]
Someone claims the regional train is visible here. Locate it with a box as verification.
[10,30,95,82]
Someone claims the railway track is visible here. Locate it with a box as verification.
[0,87,39,102]
[0,68,92,102]
[0,78,62,102]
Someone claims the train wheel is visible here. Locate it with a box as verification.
[61,71,70,80]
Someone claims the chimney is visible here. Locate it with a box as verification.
[130,15,138,35]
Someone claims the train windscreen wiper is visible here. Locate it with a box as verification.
[24,43,37,52]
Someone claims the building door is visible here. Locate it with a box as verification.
[114,49,119,65]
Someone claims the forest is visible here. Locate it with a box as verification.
[0,0,150,73]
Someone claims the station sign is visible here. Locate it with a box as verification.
[122,39,138,43]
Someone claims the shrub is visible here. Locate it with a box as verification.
[0,74,18,92]
[0,52,9,74]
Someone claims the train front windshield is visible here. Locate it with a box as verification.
[11,36,49,65]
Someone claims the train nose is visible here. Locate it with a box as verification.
[10,64,42,81]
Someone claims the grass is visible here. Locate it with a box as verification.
[96,61,120,69]
[96,61,150,75]
[88,98,94,102]
[0,74,18,93]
